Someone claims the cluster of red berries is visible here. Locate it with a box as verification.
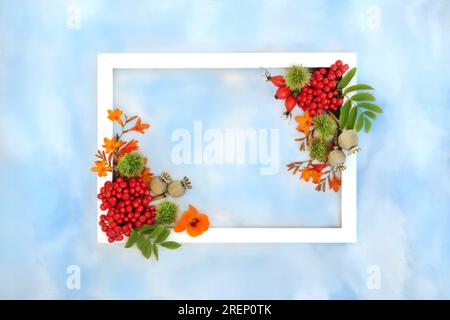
[98,177,155,243]
[297,60,349,116]
[267,60,349,117]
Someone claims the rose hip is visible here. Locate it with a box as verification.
[275,85,291,99]
[269,75,285,87]
[284,95,296,114]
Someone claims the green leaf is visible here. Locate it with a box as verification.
[338,67,356,89]
[355,114,365,132]
[156,228,170,243]
[138,224,156,234]
[339,99,351,129]
[358,103,383,113]
[153,243,159,260]
[137,237,151,259]
[125,230,139,248]
[346,107,358,129]
[351,93,376,102]
[343,84,374,95]
[148,224,165,239]
[365,119,372,133]
[160,241,182,249]
[363,111,377,119]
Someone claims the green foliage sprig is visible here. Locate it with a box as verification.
[125,224,181,260]
[338,68,383,133]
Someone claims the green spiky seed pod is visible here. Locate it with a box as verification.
[309,138,329,162]
[314,114,337,141]
[155,201,178,225]
[285,65,311,91]
[117,151,145,178]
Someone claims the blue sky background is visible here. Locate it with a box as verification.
[0,0,449,299]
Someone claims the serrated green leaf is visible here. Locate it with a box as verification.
[351,93,376,102]
[365,119,372,133]
[363,111,377,119]
[153,243,159,260]
[124,230,139,248]
[156,228,170,243]
[137,237,151,259]
[338,67,356,89]
[355,114,365,132]
[339,99,351,129]
[148,224,165,239]
[160,241,182,249]
[346,107,358,129]
[343,84,374,95]
[358,103,383,113]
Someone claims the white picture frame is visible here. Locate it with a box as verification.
[97,52,357,244]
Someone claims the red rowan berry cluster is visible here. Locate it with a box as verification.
[297,60,349,116]
[97,177,155,243]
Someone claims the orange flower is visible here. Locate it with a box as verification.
[140,167,154,184]
[117,139,139,158]
[295,111,313,136]
[102,137,124,154]
[310,163,327,172]
[328,172,341,192]
[174,205,209,237]
[126,117,150,134]
[300,163,327,184]
[300,168,321,184]
[107,109,124,126]
[90,160,112,177]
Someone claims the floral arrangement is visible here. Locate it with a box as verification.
[264,60,383,192]
[92,108,209,260]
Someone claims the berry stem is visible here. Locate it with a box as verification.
[260,67,271,80]
[150,193,167,202]
[326,110,339,124]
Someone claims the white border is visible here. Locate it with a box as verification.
[97,53,357,243]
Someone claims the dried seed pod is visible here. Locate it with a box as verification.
[167,176,192,198]
[338,130,361,155]
[328,148,346,172]
[149,171,172,195]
